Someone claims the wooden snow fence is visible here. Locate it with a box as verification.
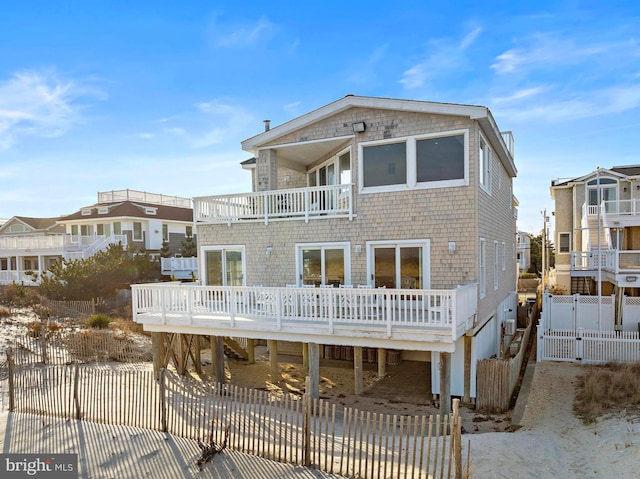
[6,361,465,479]
[7,331,151,366]
[40,298,96,317]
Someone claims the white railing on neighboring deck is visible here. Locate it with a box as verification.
[64,234,128,260]
[0,270,41,285]
[0,235,66,251]
[571,249,640,274]
[194,184,354,225]
[131,283,477,341]
[161,257,198,273]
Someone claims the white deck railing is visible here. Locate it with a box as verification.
[0,235,67,250]
[0,270,41,285]
[131,283,477,341]
[571,249,640,274]
[97,189,192,208]
[64,234,128,260]
[194,184,353,225]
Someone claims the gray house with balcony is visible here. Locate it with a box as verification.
[132,95,518,409]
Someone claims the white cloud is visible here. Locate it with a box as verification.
[400,27,480,90]
[460,27,482,50]
[0,70,99,150]
[495,84,640,123]
[210,17,275,48]
[492,34,632,74]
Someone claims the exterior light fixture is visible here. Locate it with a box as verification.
[626,276,637,282]
[266,246,273,257]
[448,242,456,254]
[352,122,366,133]
[354,244,362,255]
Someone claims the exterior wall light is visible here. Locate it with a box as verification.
[448,242,456,254]
[352,122,366,133]
[266,246,273,257]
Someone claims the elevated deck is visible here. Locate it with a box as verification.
[132,283,478,352]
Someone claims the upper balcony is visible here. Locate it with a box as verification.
[571,249,640,287]
[131,283,477,351]
[585,199,640,228]
[194,184,353,225]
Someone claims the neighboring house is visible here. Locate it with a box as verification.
[516,231,532,273]
[0,216,66,284]
[132,95,518,406]
[0,189,197,284]
[550,166,640,325]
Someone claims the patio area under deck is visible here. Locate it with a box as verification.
[131,283,477,352]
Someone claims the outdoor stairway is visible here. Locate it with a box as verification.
[223,337,248,361]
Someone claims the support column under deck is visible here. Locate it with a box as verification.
[354,346,363,395]
[211,336,226,384]
[307,342,319,400]
[463,335,472,404]
[377,348,386,378]
[268,340,280,383]
[439,352,452,416]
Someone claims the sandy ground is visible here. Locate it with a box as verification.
[2,309,640,478]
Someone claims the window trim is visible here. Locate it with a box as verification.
[494,241,499,290]
[358,129,469,194]
[200,245,246,286]
[295,241,351,286]
[365,239,431,289]
[479,238,486,298]
[133,222,143,241]
[479,132,492,193]
[558,232,571,254]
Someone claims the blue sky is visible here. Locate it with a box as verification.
[1,1,639,234]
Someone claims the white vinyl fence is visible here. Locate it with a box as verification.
[538,293,640,364]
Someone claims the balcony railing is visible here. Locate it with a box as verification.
[194,184,354,225]
[132,283,477,342]
[571,250,640,274]
[0,270,41,285]
[0,235,66,250]
[97,189,191,208]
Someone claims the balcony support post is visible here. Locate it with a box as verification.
[211,336,226,384]
[439,352,451,416]
[307,342,319,400]
[377,348,386,378]
[463,335,472,404]
[354,346,363,395]
[268,339,280,383]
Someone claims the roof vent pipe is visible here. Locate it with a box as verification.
[263,120,271,132]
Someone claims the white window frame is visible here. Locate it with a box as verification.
[200,245,246,286]
[558,232,571,254]
[479,238,486,298]
[295,241,351,286]
[494,241,499,290]
[307,147,352,187]
[358,129,469,194]
[502,242,506,271]
[479,133,492,193]
[365,239,431,289]
[133,222,143,241]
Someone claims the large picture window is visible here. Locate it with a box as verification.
[360,129,468,193]
[416,134,465,182]
[362,142,406,187]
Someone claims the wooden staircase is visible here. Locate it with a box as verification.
[223,337,249,361]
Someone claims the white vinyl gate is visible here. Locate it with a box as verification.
[537,327,640,364]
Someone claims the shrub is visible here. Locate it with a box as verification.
[574,363,640,424]
[0,306,11,318]
[519,272,538,279]
[32,303,53,320]
[87,314,113,329]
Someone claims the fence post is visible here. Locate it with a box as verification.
[303,376,311,467]
[7,348,14,412]
[160,368,168,432]
[536,325,543,362]
[452,398,462,479]
[40,321,48,365]
[73,363,81,420]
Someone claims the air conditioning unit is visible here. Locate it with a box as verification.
[504,319,516,336]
